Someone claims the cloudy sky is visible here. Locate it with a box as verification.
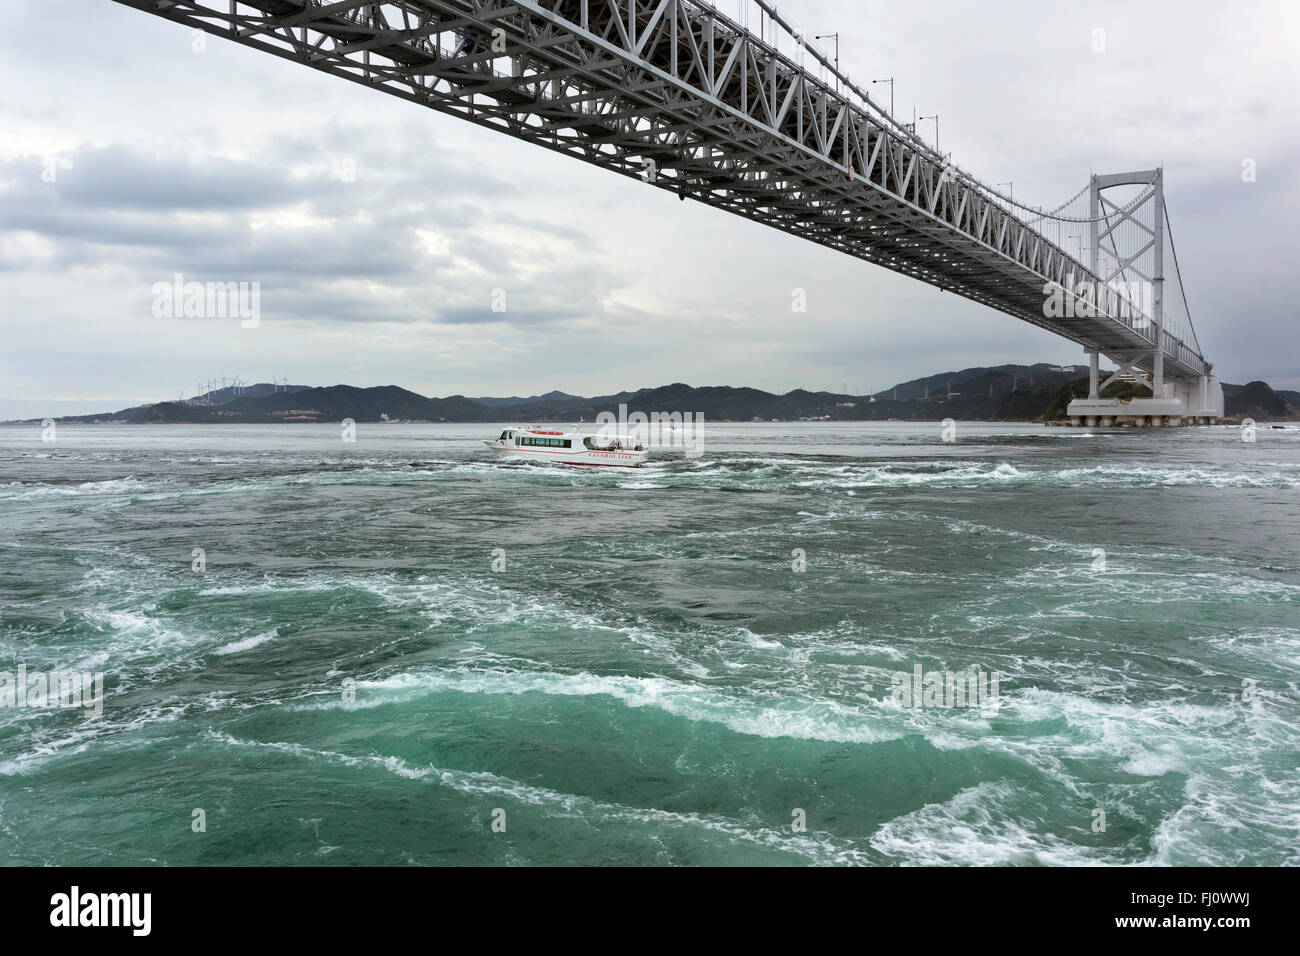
[2,0,1297,418]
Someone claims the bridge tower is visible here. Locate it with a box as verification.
[1068,168,1222,427]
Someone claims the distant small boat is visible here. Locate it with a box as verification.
[482,426,649,467]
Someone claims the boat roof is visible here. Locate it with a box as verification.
[504,424,583,434]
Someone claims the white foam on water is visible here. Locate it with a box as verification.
[1200,627,1300,675]
[294,666,905,746]
[870,781,1109,866]
[205,731,875,865]
[197,581,338,597]
[72,606,211,673]
[0,477,156,500]
[999,564,1300,602]
[0,460,589,505]
[930,687,1300,864]
[1152,769,1300,866]
[213,629,278,656]
[772,461,1300,492]
[0,705,190,776]
[353,574,730,677]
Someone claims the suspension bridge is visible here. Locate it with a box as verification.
[111,0,1223,425]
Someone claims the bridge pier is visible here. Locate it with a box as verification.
[1065,334,1222,429]
[1065,375,1222,428]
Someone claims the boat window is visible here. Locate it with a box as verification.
[499,430,509,440]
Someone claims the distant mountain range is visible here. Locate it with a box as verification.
[469,390,582,408]
[21,364,1299,425]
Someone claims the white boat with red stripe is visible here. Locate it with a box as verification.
[482,425,649,467]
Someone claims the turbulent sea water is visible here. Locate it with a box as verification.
[1,421,1297,866]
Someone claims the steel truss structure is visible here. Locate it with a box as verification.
[112,0,1209,379]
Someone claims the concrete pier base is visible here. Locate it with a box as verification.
[1065,376,1224,428]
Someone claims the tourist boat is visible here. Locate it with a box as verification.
[482,426,649,467]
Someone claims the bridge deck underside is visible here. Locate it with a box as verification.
[112,0,1208,380]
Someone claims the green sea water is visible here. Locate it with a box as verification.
[0,421,1297,866]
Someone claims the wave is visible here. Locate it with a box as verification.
[869,781,1110,866]
[213,629,278,656]
[294,667,906,745]
[5,456,1299,504]
[204,730,876,865]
